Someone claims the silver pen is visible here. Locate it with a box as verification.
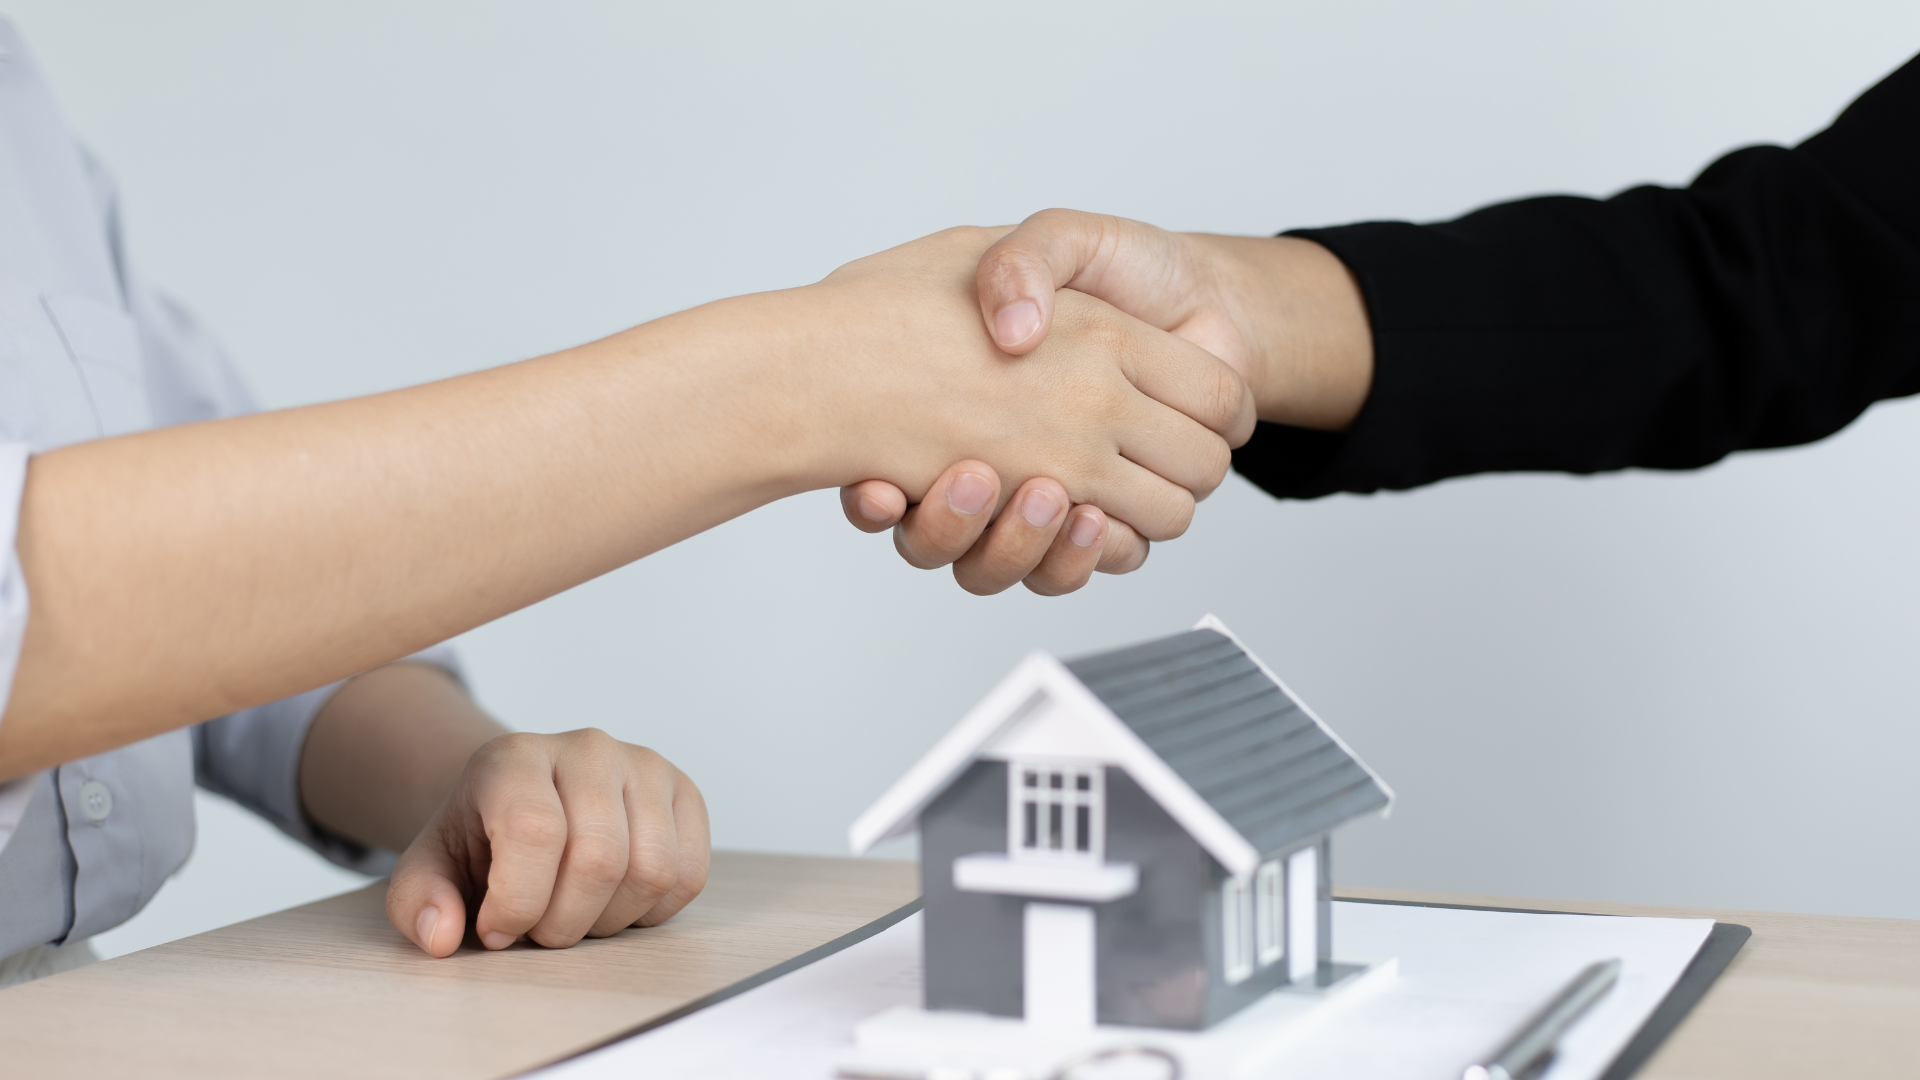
[1463,958,1622,1080]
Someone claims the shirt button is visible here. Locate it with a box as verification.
[78,780,113,823]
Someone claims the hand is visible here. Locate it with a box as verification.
[806,226,1255,543]
[841,461,1150,595]
[386,729,709,957]
[839,210,1373,594]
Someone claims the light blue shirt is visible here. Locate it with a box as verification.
[0,19,453,958]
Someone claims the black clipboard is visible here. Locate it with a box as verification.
[1339,896,1751,1080]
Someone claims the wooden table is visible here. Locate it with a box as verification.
[0,851,919,1080]
[1,856,1914,1079]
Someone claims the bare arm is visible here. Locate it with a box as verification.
[0,228,1253,779]
[299,662,503,853]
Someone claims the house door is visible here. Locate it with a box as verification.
[1023,902,1096,1028]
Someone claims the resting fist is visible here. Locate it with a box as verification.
[386,729,710,957]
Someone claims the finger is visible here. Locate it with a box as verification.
[1076,449,1199,544]
[976,209,1180,355]
[387,819,472,959]
[1022,505,1109,596]
[1114,392,1236,501]
[525,731,634,949]
[951,478,1071,595]
[840,480,908,533]
[633,770,711,928]
[1096,517,1150,575]
[469,737,568,950]
[974,209,1115,354]
[893,462,1002,570]
[1114,323,1255,446]
[585,746,685,937]
[977,210,1216,355]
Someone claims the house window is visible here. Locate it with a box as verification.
[1255,859,1284,968]
[1008,761,1103,862]
[1222,876,1254,984]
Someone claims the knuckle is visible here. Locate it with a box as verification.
[1100,532,1150,575]
[484,890,547,928]
[568,835,630,889]
[1023,568,1077,597]
[677,854,711,901]
[626,845,680,899]
[1195,438,1233,495]
[1204,365,1249,434]
[528,925,582,950]
[1026,207,1095,245]
[894,524,955,570]
[1140,491,1195,542]
[491,800,566,853]
[571,727,618,754]
[952,559,1015,596]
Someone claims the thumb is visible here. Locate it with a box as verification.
[975,209,1183,355]
[387,826,471,958]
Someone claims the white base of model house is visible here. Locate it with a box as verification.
[838,957,1396,1080]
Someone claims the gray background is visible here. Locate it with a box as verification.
[5,1,1912,958]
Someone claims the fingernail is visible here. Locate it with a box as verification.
[481,931,515,951]
[994,300,1041,347]
[1069,511,1104,548]
[416,906,442,951]
[946,472,993,516]
[1020,488,1061,528]
[855,492,893,523]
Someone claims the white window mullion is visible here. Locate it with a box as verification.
[1255,860,1283,967]
[1286,844,1318,983]
[1223,876,1254,984]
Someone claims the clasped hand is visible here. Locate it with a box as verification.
[840,211,1372,594]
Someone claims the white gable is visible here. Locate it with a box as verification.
[848,651,1263,877]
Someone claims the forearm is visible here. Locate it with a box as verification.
[1234,55,1920,500]
[2,290,827,777]
[1,224,1246,777]
[300,662,504,853]
[1192,234,1372,431]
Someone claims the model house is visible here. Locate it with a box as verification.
[849,617,1394,1031]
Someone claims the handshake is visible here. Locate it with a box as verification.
[812,209,1374,594]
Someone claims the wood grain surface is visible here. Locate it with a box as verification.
[0,850,918,1080]
[1,857,1913,1079]
[1336,886,1920,1080]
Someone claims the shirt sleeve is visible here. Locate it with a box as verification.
[192,646,468,875]
[0,443,33,855]
[1232,52,1920,499]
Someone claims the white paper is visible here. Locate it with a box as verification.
[529,901,1713,1080]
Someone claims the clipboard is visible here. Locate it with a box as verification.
[1335,896,1751,1080]
[533,896,1749,1080]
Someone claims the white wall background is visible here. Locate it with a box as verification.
[6,0,1913,958]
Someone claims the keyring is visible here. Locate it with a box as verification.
[1049,1044,1182,1080]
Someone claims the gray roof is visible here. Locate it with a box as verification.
[1064,628,1389,858]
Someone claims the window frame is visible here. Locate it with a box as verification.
[1222,875,1255,985]
[1006,759,1105,863]
[1255,859,1284,968]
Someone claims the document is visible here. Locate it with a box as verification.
[530,901,1713,1080]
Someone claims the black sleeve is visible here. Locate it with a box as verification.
[1232,53,1920,500]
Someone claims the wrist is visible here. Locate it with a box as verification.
[1200,235,1374,431]
[608,287,853,499]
